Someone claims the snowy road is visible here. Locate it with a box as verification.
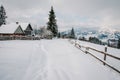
[0,39,120,80]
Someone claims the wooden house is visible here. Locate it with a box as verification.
[20,23,33,36]
[108,38,119,48]
[0,23,24,37]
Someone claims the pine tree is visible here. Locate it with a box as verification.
[0,5,7,26]
[47,6,58,37]
[118,38,120,49]
[58,32,61,38]
[70,28,75,39]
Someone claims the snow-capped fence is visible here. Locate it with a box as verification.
[69,39,120,74]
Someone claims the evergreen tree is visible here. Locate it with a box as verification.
[57,32,61,38]
[118,38,120,49]
[0,5,7,26]
[89,37,102,44]
[70,28,75,39]
[47,6,58,37]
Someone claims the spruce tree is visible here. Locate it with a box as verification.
[70,28,75,39]
[58,32,61,38]
[118,38,120,49]
[0,5,7,26]
[47,6,58,37]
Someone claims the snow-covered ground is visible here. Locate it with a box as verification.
[0,39,120,80]
[72,39,120,71]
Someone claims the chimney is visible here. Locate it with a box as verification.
[16,22,19,24]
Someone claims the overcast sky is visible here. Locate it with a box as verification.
[0,0,120,31]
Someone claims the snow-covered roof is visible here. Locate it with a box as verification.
[0,23,19,34]
[19,23,29,30]
[0,23,34,34]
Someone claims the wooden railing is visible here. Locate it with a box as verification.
[69,39,120,74]
[88,47,120,61]
[0,36,41,40]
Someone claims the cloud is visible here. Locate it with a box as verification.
[1,0,120,31]
[56,0,120,31]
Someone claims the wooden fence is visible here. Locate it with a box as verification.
[69,39,120,74]
[0,36,41,40]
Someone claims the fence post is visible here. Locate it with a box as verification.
[85,47,89,54]
[105,45,107,52]
[103,45,107,65]
[75,40,77,46]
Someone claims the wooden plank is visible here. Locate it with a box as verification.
[88,47,120,60]
[106,53,120,60]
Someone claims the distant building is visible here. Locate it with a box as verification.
[108,38,119,48]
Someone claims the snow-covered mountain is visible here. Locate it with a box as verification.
[97,27,120,42]
[61,26,120,42]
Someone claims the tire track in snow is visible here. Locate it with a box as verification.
[40,43,63,80]
[40,40,72,80]
[60,69,71,80]
[53,67,71,80]
[23,42,47,80]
